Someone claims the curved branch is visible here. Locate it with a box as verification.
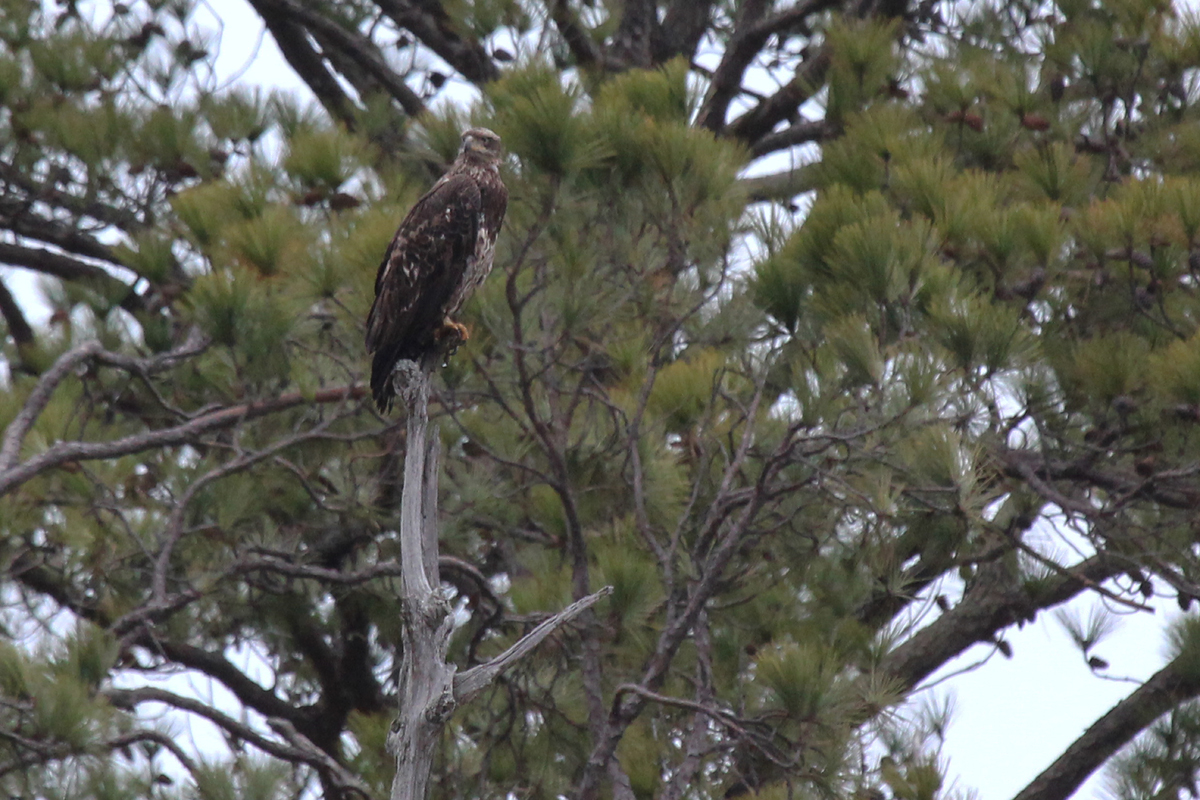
[0,339,104,473]
[0,277,34,347]
[376,0,500,85]
[725,47,832,143]
[699,0,840,134]
[0,381,366,497]
[879,553,1126,691]
[546,0,602,68]
[250,1,361,128]
[0,241,143,310]
[0,330,208,475]
[262,0,427,117]
[749,118,833,157]
[135,640,305,727]
[696,0,773,132]
[1012,658,1200,800]
[105,686,372,797]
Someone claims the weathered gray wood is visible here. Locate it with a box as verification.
[386,361,611,800]
[388,364,454,800]
[421,432,441,590]
[455,586,612,704]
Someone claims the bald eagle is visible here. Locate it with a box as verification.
[366,128,508,412]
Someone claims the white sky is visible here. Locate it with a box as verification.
[133,2,1191,797]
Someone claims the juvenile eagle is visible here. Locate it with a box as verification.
[366,127,508,412]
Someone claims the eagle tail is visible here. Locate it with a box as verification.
[370,347,401,413]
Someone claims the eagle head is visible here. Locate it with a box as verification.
[460,127,503,163]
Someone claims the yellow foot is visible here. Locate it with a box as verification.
[436,318,470,342]
[435,319,470,356]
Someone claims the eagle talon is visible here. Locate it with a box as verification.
[436,319,470,344]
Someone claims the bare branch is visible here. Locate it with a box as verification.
[0,330,207,478]
[376,0,500,85]
[696,0,773,132]
[726,47,832,143]
[249,1,362,128]
[269,718,378,799]
[749,118,833,157]
[660,610,719,800]
[261,0,427,117]
[0,339,104,474]
[879,554,1126,691]
[454,586,613,703]
[546,0,603,68]
[106,686,373,796]
[0,382,366,497]
[1012,658,1200,800]
[739,165,818,203]
[0,277,33,346]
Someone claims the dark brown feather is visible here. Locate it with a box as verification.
[366,135,507,412]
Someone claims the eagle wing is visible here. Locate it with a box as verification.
[366,173,482,411]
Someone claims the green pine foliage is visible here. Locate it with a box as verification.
[8,0,1200,798]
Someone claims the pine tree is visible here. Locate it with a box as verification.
[4,1,1200,799]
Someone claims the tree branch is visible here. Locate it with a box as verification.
[0,339,104,473]
[546,0,603,68]
[656,0,716,63]
[0,378,365,498]
[0,198,119,263]
[0,329,209,476]
[0,276,35,347]
[137,638,311,729]
[1012,657,1200,800]
[0,157,143,232]
[454,585,613,703]
[262,0,427,117]
[1002,449,1200,514]
[0,241,145,311]
[578,381,775,800]
[610,0,657,69]
[249,1,362,128]
[879,553,1126,691]
[726,47,832,143]
[388,361,457,800]
[105,686,373,797]
[696,0,773,132]
[0,727,200,781]
[749,118,833,157]
[738,165,819,203]
[376,0,500,85]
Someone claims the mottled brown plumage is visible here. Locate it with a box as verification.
[366,127,507,412]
